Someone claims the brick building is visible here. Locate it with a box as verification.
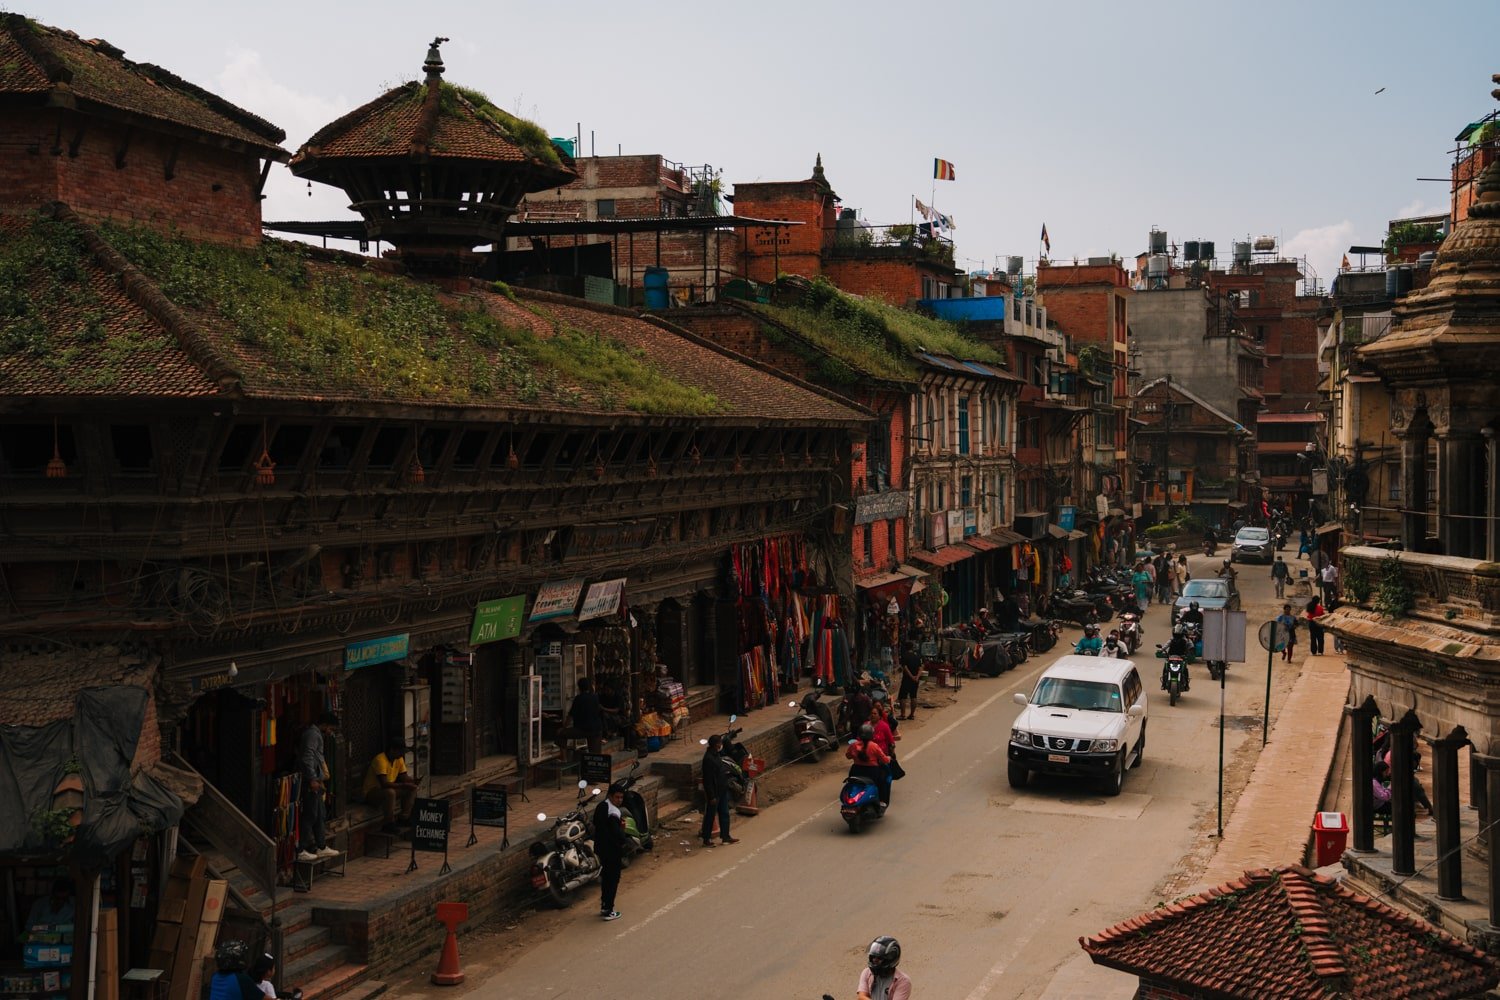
[1132,377,1254,526]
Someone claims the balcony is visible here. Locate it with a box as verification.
[1336,546,1500,633]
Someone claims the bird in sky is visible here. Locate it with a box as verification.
[1375,87,1386,94]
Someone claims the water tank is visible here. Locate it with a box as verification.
[1200,241,1215,261]
[1147,254,1169,278]
[1395,265,1414,294]
[643,266,670,310]
[1384,268,1399,298]
[1416,250,1437,269]
[1254,235,1277,252]
[1233,241,1252,266]
[1007,255,1023,275]
[1183,240,1201,262]
[1149,229,1168,254]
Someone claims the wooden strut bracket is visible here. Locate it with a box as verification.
[114,126,133,169]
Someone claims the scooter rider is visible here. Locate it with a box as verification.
[846,723,891,813]
[1074,623,1103,655]
[1102,630,1124,658]
[1179,600,1204,631]
[1161,626,1192,691]
[857,935,912,1000]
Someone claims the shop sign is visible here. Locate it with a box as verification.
[580,753,613,784]
[928,513,948,548]
[946,510,964,542]
[1056,505,1077,532]
[963,507,978,537]
[411,797,450,853]
[345,633,409,671]
[471,785,508,828]
[529,578,586,621]
[578,578,626,622]
[470,596,525,646]
[855,490,910,525]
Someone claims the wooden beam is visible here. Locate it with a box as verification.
[113,126,133,169]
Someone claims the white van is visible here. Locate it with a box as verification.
[1007,654,1148,797]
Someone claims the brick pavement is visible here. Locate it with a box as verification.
[1193,652,1351,889]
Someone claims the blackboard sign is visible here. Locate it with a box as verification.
[580,753,613,784]
[411,798,451,853]
[471,785,508,828]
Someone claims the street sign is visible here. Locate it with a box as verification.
[1201,609,1248,662]
[412,798,450,852]
[471,786,508,828]
[1258,620,1290,652]
[580,753,613,784]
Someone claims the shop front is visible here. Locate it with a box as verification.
[853,567,924,673]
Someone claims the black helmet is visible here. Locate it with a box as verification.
[868,935,902,973]
[215,940,250,973]
[1189,601,1200,611]
[1084,623,1099,637]
[859,723,875,741]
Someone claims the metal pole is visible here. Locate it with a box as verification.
[1217,662,1226,838]
[1262,625,1275,746]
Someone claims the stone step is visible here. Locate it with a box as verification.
[284,943,351,992]
[296,961,371,1000]
[336,981,388,1000]
[281,923,333,964]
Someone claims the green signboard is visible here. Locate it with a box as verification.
[470,595,526,646]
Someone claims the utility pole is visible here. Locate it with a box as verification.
[1161,372,1174,519]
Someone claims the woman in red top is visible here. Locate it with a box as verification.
[869,708,897,806]
[1304,597,1326,656]
[846,723,891,807]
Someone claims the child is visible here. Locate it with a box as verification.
[250,954,277,1000]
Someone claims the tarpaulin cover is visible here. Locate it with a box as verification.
[0,685,183,866]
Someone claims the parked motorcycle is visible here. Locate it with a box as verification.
[839,768,886,834]
[790,690,839,761]
[529,781,602,907]
[1045,590,1100,627]
[616,759,653,866]
[1020,617,1060,654]
[1155,646,1191,706]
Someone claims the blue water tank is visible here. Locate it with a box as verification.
[642,266,670,310]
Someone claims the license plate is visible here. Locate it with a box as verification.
[531,873,549,889]
[1047,753,1070,763]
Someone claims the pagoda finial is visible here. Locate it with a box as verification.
[423,37,450,83]
[812,153,826,183]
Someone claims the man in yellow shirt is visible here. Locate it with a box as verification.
[362,739,417,832]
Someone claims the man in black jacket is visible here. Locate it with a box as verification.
[699,735,738,848]
[592,783,628,921]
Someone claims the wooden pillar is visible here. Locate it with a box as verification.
[1398,430,1428,552]
[1479,754,1500,928]
[1428,726,1469,901]
[1348,695,1378,852]
[1389,709,1421,877]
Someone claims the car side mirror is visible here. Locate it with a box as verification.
[1128,704,1145,718]
[1013,692,1029,706]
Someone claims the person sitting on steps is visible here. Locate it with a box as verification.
[362,738,417,834]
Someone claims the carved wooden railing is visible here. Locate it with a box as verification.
[1338,545,1500,632]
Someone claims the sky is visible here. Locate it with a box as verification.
[31,0,1500,291]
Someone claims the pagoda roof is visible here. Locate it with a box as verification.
[0,14,287,156]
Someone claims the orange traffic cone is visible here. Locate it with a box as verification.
[432,902,468,986]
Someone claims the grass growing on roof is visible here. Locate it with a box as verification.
[102,224,719,413]
[437,83,564,166]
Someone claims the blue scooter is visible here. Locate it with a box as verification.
[840,773,885,834]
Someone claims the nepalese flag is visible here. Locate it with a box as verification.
[1041,224,1050,253]
[933,158,956,181]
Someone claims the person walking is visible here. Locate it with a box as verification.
[1175,554,1190,597]
[897,642,922,721]
[1271,555,1290,599]
[1154,553,1173,604]
[592,782,628,921]
[1304,597,1327,656]
[1276,603,1299,663]
[698,734,738,848]
[296,713,341,863]
[1141,558,1156,605]
[1320,560,1340,605]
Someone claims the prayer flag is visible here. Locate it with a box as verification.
[1341,254,1350,271]
[914,198,933,220]
[933,158,956,181]
[1041,224,1051,253]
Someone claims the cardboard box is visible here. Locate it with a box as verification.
[167,856,206,882]
[178,881,227,1000]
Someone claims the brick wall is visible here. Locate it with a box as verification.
[0,109,264,244]
[822,258,926,305]
[734,180,833,283]
[1138,978,1203,999]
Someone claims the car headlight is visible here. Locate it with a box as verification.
[1010,728,1030,745]
[1092,739,1120,753]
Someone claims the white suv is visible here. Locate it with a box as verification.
[1007,654,1148,797]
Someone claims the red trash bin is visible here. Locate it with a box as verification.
[1311,811,1349,866]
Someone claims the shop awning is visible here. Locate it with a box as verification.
[1068,529,1088,540]
[1316,522,1344,536]
[1227,501,1248,508]
[895,564,929,581]
[909,544,977,568]
[1046,524,1070,539]
[855,570,912,590]
[986,527,1029,546]
[963,535,1001,552]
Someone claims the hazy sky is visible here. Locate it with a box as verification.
[34,0,1500,289]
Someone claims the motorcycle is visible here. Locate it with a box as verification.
[1203,537,1218,557]
[616,760,654,865]
[840,767,886,834]
[1020,617,1060,654]
[1155,646,1191,706]
[529,781,603,907]
[1045,590,1100,628]
[702,717,758,814]
[791,691,839,761]
[1118,612,1143,655]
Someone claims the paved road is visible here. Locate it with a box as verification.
[392,550,1305,1000]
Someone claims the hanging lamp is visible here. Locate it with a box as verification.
[45,420,66,479]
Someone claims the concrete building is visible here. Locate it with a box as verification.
[1126,286,1265,435]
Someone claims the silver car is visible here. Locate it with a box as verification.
[1230,526,1273,564]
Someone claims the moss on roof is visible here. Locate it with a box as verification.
[101,224,720,413]
[744,276,1002,384]
[443,84,564,166]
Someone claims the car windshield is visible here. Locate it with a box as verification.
[1237,528,1270,541]
[1182,580,1228,599]
[1030,677,1123,713]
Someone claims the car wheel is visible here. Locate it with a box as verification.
[1007,762,1029,789]
[1131,723,1146,768]
[1101,752,1125,797]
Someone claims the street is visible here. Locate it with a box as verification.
[387,550,1308,999]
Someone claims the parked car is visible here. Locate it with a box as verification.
[1172,578,1240,625]
[1007,654,1148,797]
[1230,526,1273,564]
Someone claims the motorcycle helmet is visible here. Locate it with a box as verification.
[1084,623,1099,637]
[1173,624,1185,636]
[859,723,875,741]
[868,936,902,973]
[1189,601,1200,612]
[215,940,250,973]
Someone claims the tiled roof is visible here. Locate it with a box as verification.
[0,211,223,398]
[1080,865,1500,999]
[0,15,286,154]
[0,648,153,728]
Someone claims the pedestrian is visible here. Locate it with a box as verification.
[698,734,738,848]
[1131,562,1151,610]
[1141,558,1156,605]
[556,677,604,755]
[1297,527,1314,560]
[296,713,341,863]
[1320,560,1340,604]
[1175,554,1190,596]
[897,642,922,721]
[1154,554,1172,603]
[1304,597,1326,656]
[1276,603,1298,662]
[1271,555,1290,599]
[591,782,628,921]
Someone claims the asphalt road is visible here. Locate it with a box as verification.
[391,549,1307,1000]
